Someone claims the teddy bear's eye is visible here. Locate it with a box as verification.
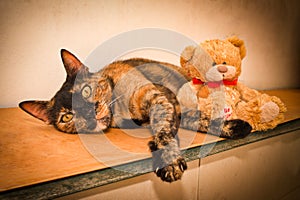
[212,62,217,66]
[222,62,227,65]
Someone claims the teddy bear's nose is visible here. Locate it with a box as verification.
[217,65,228,73]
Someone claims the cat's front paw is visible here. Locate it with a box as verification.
[149,138,187,182]
[154,157,187,182]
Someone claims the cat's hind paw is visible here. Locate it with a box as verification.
[209,118,252,139]
[154,157,187,182]
[222,119,252,139]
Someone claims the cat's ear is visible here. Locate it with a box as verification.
[61,49,85,76]
[19,101,50,124]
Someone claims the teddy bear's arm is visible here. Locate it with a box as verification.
[237,82,262,102]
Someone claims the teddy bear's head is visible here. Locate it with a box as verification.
[180,36,246,84]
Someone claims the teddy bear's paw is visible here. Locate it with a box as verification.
[209,118,252,139]
[260,102,280,123]
[154,157,187,182]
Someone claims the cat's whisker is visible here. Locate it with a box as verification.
[108,95,124,107]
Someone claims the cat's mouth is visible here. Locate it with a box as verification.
[93,103,111,132]
[95,116,111,131]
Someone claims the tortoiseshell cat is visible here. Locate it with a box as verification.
[19,50,251,182]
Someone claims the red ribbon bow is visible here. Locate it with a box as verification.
[192,78,238,88]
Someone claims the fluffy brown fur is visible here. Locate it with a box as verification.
[178,36,287,134]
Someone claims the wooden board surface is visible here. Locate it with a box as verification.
[0,89,299,191]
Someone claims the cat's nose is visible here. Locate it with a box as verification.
[217,65,228,73]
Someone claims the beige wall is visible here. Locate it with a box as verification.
[1,0,299,108]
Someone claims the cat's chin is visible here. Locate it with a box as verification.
[94,122,109,132]
[75,121,109,133]
[94,116,111,132]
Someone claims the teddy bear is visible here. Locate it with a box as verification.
[177,36,286,139]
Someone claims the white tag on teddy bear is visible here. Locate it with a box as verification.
[223,105,232,119]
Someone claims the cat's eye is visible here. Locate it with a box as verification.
[61,113,73,123]
[81,85,92,99]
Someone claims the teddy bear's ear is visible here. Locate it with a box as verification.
[180,46,196,67]
[227,36,246,60]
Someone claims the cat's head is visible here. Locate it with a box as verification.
[19,49,113,133]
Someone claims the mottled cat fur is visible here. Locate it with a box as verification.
[19,49,251,182]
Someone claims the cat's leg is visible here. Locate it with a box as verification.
[148,94,187,182]
[148,102,187,182]
[130,84,187,182]
[209,118,252,139]
[181,110,252,139]
[180,109,209,133]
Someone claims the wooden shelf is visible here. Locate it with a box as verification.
[0,89,299,198]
